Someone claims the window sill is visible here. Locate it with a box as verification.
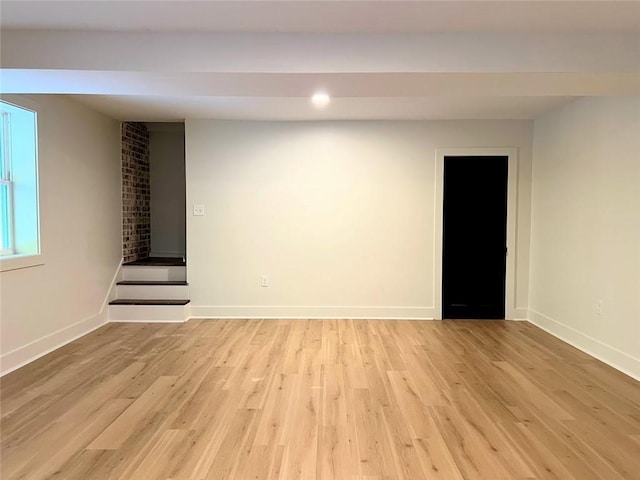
[0,253,44,272]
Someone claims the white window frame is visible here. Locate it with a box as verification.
[0,98,43,272]
[1,111,15,255]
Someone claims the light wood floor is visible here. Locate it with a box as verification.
[1,319,639,479]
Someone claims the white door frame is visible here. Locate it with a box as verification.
[434,147,518,320]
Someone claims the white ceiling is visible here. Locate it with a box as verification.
[1,1,638,121]
[3,0,640,34]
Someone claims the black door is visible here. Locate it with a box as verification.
[442,156,508,319]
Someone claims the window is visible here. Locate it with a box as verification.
[0,100,40,268]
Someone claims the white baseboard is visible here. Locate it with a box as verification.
[189,305,436,320]
[0,260,123,377]
[104,259,123,310]
[0,310,108,376]
[527,309,640,381]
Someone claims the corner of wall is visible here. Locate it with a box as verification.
[527,97,640,382]
[527,309,640,382]
[0,260,122,377]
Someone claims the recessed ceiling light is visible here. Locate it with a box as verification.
[311,92,330,108]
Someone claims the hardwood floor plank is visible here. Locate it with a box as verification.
[87,376,177,450]
[2,319,639,480]
[430,404,514,479]
[280,350,321,480]
[411,431,465,479]
[379,403,429,479]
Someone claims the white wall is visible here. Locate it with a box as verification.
[149,124,186,257]
[0,94,121,375]
[529,97,640,379]
[186,120,533,319]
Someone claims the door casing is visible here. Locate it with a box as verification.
[434,147,518,320]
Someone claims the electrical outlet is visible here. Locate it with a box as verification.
[193,204,205,216]
[261,275,269,287]
[596,299,603,316]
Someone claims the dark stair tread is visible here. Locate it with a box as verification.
[124,257,185,267]
[109,299,190,306]
[117,280,188,286]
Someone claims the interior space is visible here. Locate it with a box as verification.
[1,1,639,479]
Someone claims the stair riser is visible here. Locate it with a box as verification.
[116,284,189,300]
[109,304,189,322]
[122,266,186,281]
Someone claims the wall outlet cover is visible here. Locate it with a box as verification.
[193,204,205,216]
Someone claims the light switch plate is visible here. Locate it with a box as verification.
[193,204,205,216]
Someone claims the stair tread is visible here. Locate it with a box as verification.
[123,257,185,267]
[117,280,188,286]
[109,299,190,306]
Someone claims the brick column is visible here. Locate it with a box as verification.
[121,122,150,263]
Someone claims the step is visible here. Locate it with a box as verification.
[108,301,190,323]
[117,281,188,285]
[109,299,190,306]
[124,257,185,267]
[116,282,189,300]
[122,265,186,281]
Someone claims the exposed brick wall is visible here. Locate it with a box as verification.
[122,122,150,263]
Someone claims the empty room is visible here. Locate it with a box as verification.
[1,1,639,479]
